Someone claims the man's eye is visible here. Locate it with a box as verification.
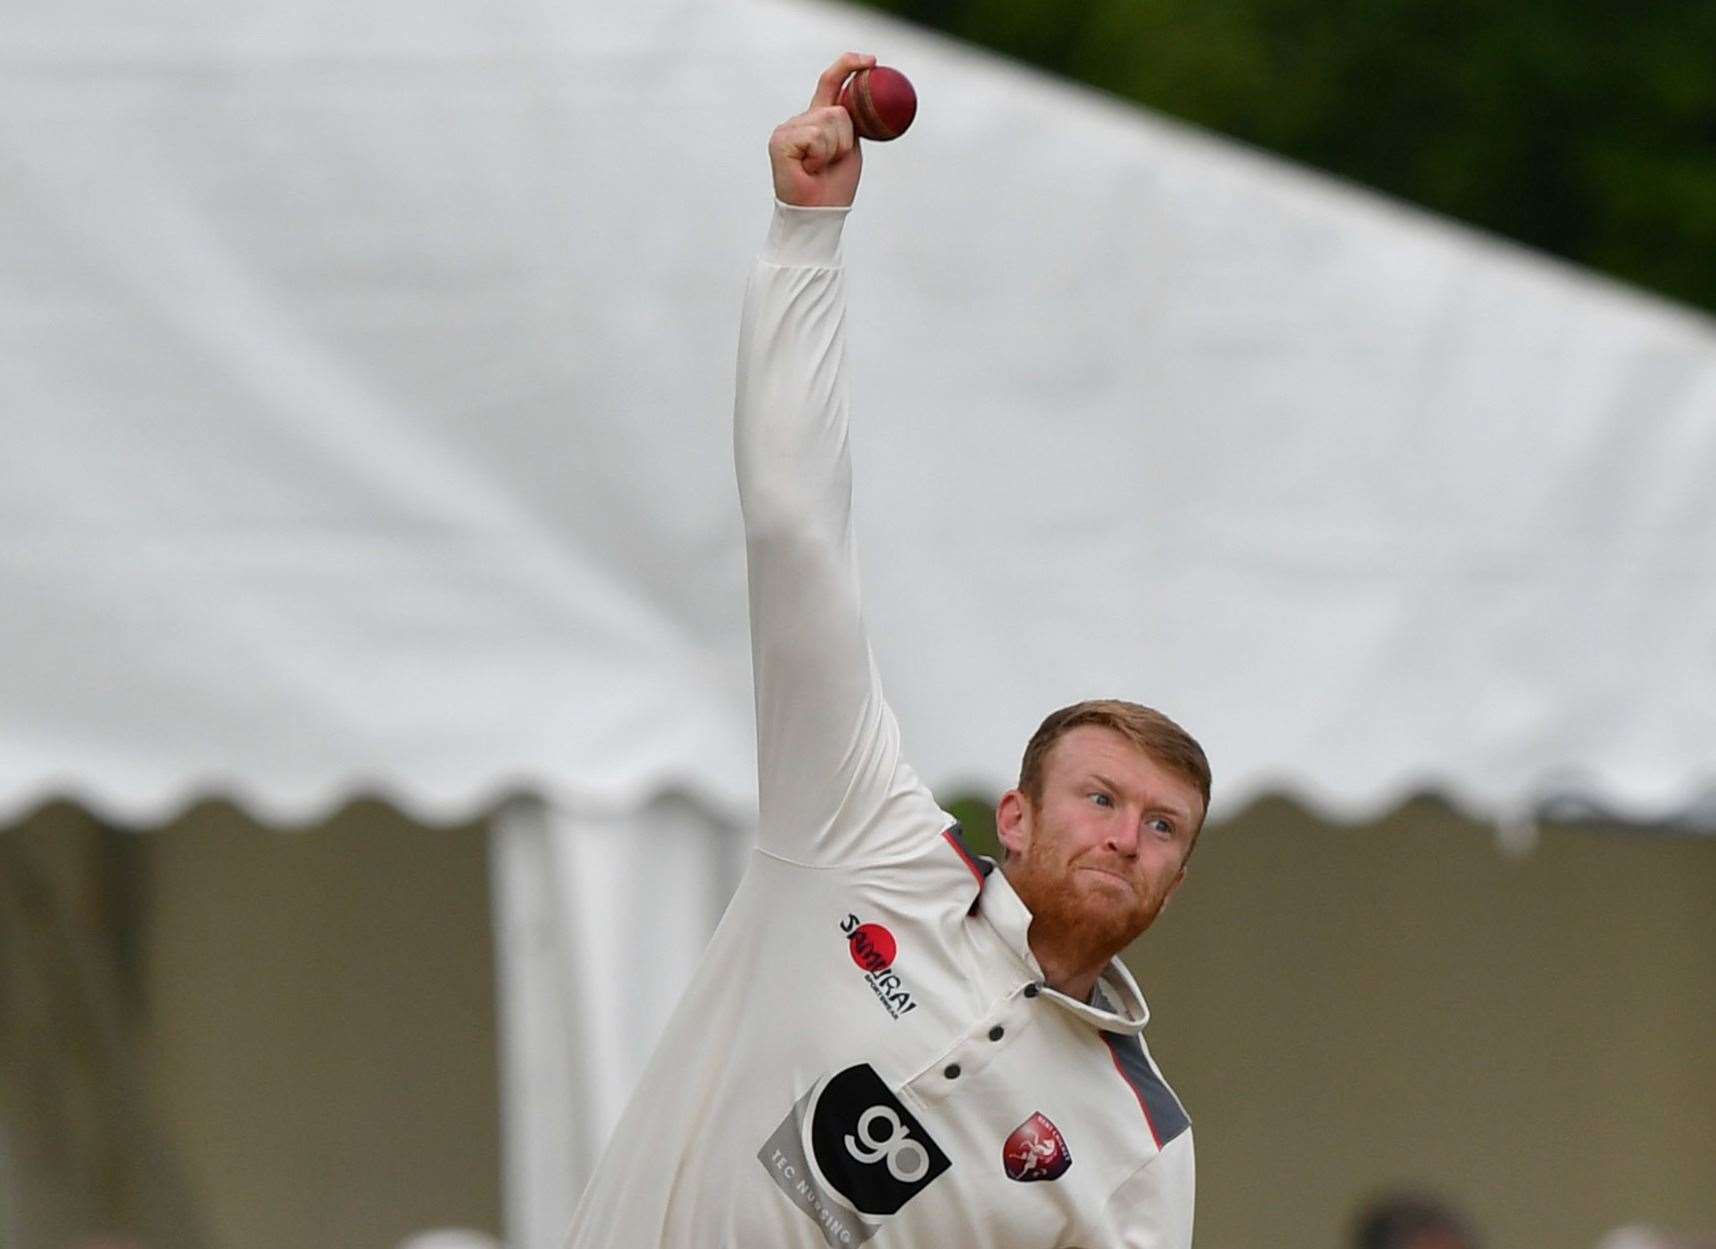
[1149,818,1174,836]
[1088,792,1113,808]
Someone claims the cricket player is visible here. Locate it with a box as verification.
[563,51,1211,1248]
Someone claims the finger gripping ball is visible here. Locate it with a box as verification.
[839,66,917,141]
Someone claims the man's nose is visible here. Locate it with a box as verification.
[1105,817,1141,856]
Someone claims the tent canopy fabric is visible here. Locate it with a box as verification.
[4,0,1714,830]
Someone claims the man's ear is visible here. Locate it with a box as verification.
[996,788,1031,859]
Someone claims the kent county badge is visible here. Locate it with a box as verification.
[1001,1111,1071,1182]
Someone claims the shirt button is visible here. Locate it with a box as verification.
[988,1026,1005,1041]
[944,1064,961,1079]
[1023,983,1040,999]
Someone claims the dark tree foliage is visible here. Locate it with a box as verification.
[850,0,1716,315]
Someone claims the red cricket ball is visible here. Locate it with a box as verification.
[839,65,918,141]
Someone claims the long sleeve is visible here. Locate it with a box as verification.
[1084,1131,1196,1249]
[733,201,947,866]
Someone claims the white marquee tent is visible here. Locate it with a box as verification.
[4,0,1714,1243]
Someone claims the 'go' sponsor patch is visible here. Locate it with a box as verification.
[758,1064,951,1246]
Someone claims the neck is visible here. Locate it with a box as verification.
[1026,925,1111,1005]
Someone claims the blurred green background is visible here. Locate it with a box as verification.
[850,0,1716,315]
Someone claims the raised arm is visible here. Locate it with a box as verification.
[735,54,947,866]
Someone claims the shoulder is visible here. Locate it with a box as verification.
[1098,1028,1191,1152]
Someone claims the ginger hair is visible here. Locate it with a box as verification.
[1018,699,1211,828]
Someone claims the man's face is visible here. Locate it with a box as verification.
[997,725,1203,956]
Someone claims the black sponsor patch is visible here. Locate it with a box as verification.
[806,1064,952,1217]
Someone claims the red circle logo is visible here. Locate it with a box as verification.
[848,923,896,972]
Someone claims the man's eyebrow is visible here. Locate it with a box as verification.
[1090,771,1192,823]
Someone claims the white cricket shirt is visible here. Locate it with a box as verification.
[561,202,1194,1249]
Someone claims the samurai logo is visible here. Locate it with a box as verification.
[839,913,918,1019]
[1002,1111,1072,1182]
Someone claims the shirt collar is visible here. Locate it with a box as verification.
[972,857,1153,1034]
[971,858,1041,975]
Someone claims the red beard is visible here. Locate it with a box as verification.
[1006,844,1169,965]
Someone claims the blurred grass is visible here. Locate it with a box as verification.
[850,0,1716,315]
[945,794,1001,856]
